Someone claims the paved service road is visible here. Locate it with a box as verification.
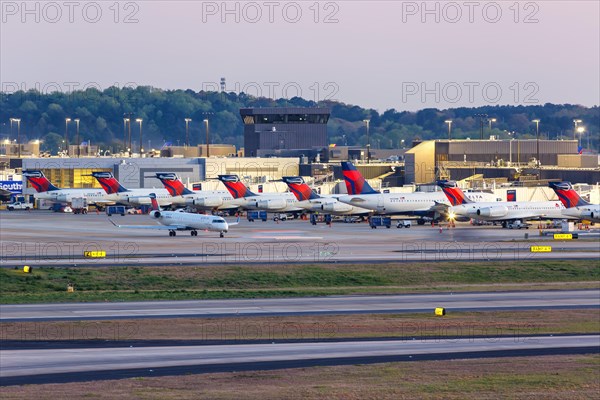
[2,335,598,379]
[2,290,598,322]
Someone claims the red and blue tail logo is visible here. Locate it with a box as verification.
[217,175,256,198]
[437,180,472,205]
[149,193,160,211]
[22,170,59,192]
[91,172,128,194]
[341,162,378,195]
[156,173,194,196]
[281,177,320,201]
[549,182,589,208]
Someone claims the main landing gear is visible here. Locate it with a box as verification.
[169,230,177,237]
[190,230,198,236]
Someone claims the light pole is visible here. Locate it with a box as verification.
[573,119,582,140]
[203,119,210,157]
[136,118,143,156]
[74,118,80,157]
[445,120,452,140]
[488,118,497,133]
[185,118,192,147]
[65,118,71,155]
[123,117,129,152]
[576,126,585,148]
[10,118,21,157]
[363,119,370,163]
[474,113,487,139]
[532,119,540,167]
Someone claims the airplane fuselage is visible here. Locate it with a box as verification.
[562,205,600,222]
[338,191,497,215]
[296,195,373,215]
[235,193,304,212]
[154,210,229,232]
[450,201,567,221]
[33,189,115,205]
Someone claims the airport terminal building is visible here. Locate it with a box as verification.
[20,157,300,195]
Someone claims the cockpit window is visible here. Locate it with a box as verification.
[212,219,225,224]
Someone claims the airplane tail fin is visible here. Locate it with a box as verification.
[149,193,160,211]
[91,172,129,194]
[155,173,194,196]
[281,176,321,201]
[341,162,379,195]
[22,170,60,192]
[549,181,589,207]
[217,175,257,198]
[436,180,473,205]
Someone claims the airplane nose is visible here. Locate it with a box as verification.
[223,223,229,231]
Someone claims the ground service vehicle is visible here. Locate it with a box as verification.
[7,201,32,211]
[106,206,126,216]
[397,220,412,228]
[71,197,89,214]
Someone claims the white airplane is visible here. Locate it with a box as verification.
[109,193,238,237]
[549,181,599,223]
[280,176,372,216]
[438,180,569,225]
[91,171,181,208]
[336,162,497,222]
[22,170,116,208]
[217,175,304,213]
[155,173,242,212]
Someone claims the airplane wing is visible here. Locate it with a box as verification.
[228,217,241,226]
[108,220,188,230]
[430,201,449,212]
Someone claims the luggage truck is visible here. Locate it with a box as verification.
[71,197,89,214]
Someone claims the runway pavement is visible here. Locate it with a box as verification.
[2,290,598,322]
[1,211,599,266]
[1,335,598,385]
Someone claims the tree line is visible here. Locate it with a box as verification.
[1,86,598,154]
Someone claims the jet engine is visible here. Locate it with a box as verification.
[476,206,509,218]
[256,198,287,210]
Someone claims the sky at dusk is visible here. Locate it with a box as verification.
[2,1,599,111]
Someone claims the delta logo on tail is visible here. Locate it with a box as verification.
[22,170,60,192]
[217,175,256,198]
[91,172,128,194]
[549,182,589,208]
[156,173,194,196]
[149,192,160,211]
[437,180,473,206]
[281,177,320,201]
[340,162,378,195]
